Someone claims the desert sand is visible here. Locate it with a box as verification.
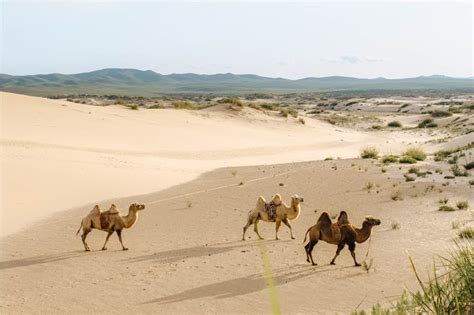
[1,92,472,313]
[0,92,431,236]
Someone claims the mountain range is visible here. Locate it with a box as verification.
[0,68,472,96]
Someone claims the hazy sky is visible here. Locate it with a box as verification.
[1,1,472,79]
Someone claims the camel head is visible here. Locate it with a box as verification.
[364,216,381,227]
[129,203,146,212]
[291,194,304,204]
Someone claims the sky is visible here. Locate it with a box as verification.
[1,1,472,79]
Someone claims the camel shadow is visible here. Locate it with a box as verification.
[0,250,85,270]
[144,265,351,305]
[0,249,114,270]
[124,239,278,265]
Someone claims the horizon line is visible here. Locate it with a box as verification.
[2,67,473,81]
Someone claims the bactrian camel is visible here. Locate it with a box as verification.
[242,194,304,240]
[303,212,380,266]
[76,203,145,251]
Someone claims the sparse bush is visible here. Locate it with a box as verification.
[451,164,468,177]
[387,121,402,128]
[360,146,379,159]
[280,108,298,118]
[404,148,427,161]
[458,227,474,238]
[456,201,469,210]
[439,205,456,211]
[218,97,242,106]
[173,101,196,110]
[186,200,192,208]
[438,197,449,205]
[464,161,474,170]
[324,157,333,161]
[404,174,415,182]
[382,155,398,164]
[418,118,438,128]
[391,191,403,201]
[148,104,163,109]
[298,117,306,124]
[431,110,453,117]
[365,182,374,190]
[399,156,417,164]
[391,222,401,230]
[352,245,473,314]
[371,125,382,130]
[238,181,244,186]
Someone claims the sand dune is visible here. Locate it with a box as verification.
[0,92,433,236]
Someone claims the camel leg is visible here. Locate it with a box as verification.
[242,217,253,241]
[305,240,318,265]
[81,229,91,251]
[116,230,128,250]
[348,243,360,266]
[101,231,114,250]
[275,220,282,240]
[254,218,264,240]
[330,243,345,265]
[282,218,295,239]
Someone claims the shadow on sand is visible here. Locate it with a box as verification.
[143,264,353,304]
[124,239,291,265]
[0,249,113,270]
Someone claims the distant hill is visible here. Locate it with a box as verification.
[0,68,472,96]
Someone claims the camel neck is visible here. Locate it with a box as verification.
[122,209,138,229]
[287,200,301,220]
[355,222,372,243]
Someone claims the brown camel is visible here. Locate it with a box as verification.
[242,194,304,240]
[303,212,380,266]
[76,203,145,251]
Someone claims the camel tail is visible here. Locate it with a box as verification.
[75,220,83,235]
[302,227,311,244]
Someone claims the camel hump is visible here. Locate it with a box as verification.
[256,196,266,208]
[337,211,349,226]
[88,205,101,215]
[108,204,119,214]
[271,194,282,205]
[317,212,332,225]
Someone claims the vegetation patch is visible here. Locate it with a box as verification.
[456,201,469,210]
[418,118,437,128]
[360,146,379,159]
[431,110,453,117]
[387,120,402,128]
[382,155,398,164]
[458,227,474,239]
[173,101,196,110]
[404,148,427,161]
[399,156,417,164]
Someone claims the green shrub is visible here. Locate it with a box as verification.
[218,97,242,106]
[387,121,402,128]
[173,101,196,110]
[298,117,306,124]
[451,164,468,177]
[382,155,398,164]
[360,146,379,159]
[458,227,474,239]
[456,201,469,210]
[404,148,427,161]
[439,205,456,211]
[431,110,453,117]
[371,125,382,130]
[399,156,417,164]
[127,104,139,110]
[353,245,473,314]
[418,118,437,128]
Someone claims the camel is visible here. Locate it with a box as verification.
[76,203,145,251]
[303,212,380,266]
[242,194,304,240]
